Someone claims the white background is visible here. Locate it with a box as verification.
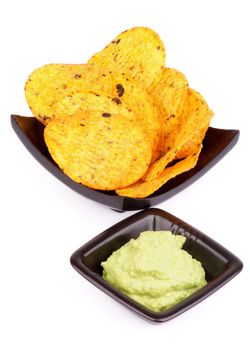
[0,0,249,349]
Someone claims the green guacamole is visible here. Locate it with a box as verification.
[101,231,207,312]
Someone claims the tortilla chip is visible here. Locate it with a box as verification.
[106,76,163,163]
[25,63,113,124]
[116,144,202,198]
[54,91,131,119]
[148,67,189,155]
[44,110,152,190]
[175,123,209,159]
[143,88,213,181]
[53,75,162,163]
[88,27,166,89]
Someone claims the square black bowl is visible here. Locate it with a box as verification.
[11,115,240,211]
[70,208,243,323]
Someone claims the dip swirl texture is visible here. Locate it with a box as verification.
[101,231,207,312]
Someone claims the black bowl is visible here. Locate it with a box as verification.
[70,208,243,323]
[11,115,239,211]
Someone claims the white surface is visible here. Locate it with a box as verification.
[0,0,249,349]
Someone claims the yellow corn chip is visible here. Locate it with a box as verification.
[44,110,152,191]
[143,88,213,181]
[106,76,163,162]
[88,27,166,89]
[175,123,209,159]
[148,67,189,155]
[25,64,113,124]
[116,144,202,198]
[54,91,131,119]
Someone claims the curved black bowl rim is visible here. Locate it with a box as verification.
[11,115,240,211]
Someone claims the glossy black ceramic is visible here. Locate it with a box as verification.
[11,115,240,211]
[70,208,243,322]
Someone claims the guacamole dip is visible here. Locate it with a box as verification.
[101,231,207,312]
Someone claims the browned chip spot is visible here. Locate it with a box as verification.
[112,97,122,104]
[74,74,82,79]
[102,112,111,117]
[116,84,125,97]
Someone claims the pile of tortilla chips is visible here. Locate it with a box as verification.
[25,27,213,198]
